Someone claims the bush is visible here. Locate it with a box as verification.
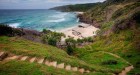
[87,37,94,42]
[66,45,75,55]
[0,24,24,36]
[48,38,57,46]
[0,24,13,36]
[102,60,118,65]
[77,38,84,43]
[65,37,76,45]
[42,29,51,34]
[42,29,65,46]
[65,38,77,55]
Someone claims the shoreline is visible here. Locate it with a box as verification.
[57,11,99,40]
[59,23,99,41]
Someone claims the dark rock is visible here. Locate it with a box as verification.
[77,14,101,28]
[0,52,8,61]
[111,19,136,33]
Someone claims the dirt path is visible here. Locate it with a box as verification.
[119,66,134,75]
[100,51,134,75]
[37,58,44,64]
[0,51,134,74]
[29,57,36,63]
[20,56,28,61]
[101,51,131,64]
[1,52,90,74]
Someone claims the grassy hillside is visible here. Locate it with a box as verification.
[0,60,114,75]
[0,60,115,75]
[0,36,129,74]
[75,0,140,75]
[0,36,92,69]
[0,60,80,75]
[49,3,101,12]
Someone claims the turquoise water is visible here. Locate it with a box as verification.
[0,9,79,31]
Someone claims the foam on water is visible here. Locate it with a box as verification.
[47,18,66,22]
[51,13,68,18]
[9,23,20,28]
[0,10,79,31]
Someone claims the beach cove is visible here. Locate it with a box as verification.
[59,12,99,41]
[0,10,99,40]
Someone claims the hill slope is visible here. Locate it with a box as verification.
[75,0,140,75]
[49,3,101,12]
[0,36,129,75]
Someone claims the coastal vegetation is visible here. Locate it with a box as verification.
[0,0,140,75]
[0,24,24,36]
[76,0,140,74]
[50,0,140,74]
[0,35,129,74]
[42,29,65,46]
[49,3,102,12]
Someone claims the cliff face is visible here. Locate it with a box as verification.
[78,1,140,33]
[77,14,100,28]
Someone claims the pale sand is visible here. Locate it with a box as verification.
[75,12,84,15]
[59,23,99,41]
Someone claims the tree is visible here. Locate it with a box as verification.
[66,45,74,55]
[48,38,57,46]
[87,37,94,42]
[65,37,76,55]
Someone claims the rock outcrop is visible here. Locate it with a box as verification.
[77,14,101,28]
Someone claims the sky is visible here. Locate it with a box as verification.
[0,0,105,9]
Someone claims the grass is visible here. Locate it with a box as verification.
[80,2,140,74]
[0,36,122,73]
[75,29,140,74]
[0,60,113,75]
[0,36,93,70]
[0,36,130,74]
[0,1,139,75]
[112,2,140,20]
[80,51,129,72]
[0,60,80,75]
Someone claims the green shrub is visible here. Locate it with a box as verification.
[77,38,84,43]
[0,24,13,36]
[48,38,57,46]
[0,24,24,36]
[102,60,118,65]
[65,38,77,55]
[42,29,65,46]
[66,45,75,55]
[87,37,94,42]
[65,37,76,45]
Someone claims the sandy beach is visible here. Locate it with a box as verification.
[59,23,99,41]
[57,12,99,41]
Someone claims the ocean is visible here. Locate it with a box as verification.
[0,9,80,31]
